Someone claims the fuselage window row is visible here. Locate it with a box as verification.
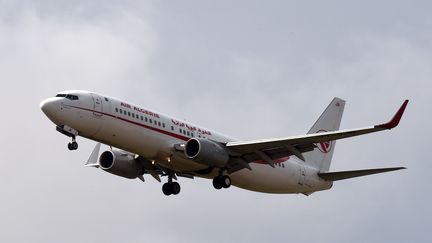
[114,106,169,131]
[116,108,197,138]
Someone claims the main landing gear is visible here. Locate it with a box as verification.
[162,176,181,196]
[212,175,231,190]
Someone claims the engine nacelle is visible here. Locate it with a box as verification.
[99,150,144,179]
[184,138,230,168]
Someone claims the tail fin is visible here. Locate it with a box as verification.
[303,98,345,172]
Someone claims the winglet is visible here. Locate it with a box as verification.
[375,100,409,129]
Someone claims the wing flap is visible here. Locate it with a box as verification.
[318,167,406,181]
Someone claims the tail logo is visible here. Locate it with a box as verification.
[318,141,332,153]
[316,130,332,153]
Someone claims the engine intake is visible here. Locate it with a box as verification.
[99,150,144,179]
[184,138,229,168]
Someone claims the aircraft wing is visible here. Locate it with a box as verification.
[226,100,408,166]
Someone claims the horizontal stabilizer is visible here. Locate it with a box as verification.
[318,167,406,181]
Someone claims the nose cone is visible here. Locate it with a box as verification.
[40,98,60,120]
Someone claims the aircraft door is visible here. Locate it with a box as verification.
[91,93,103,117]
[299,165,306,186]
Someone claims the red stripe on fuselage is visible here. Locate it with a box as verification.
[66,105,189,141]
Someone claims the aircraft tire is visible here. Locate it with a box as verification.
[212,177,223,190]
[171,182,181,195]
[221,175,231,188]
[72,142,78,150]
[162,183,172,196]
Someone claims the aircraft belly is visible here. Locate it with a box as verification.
[229,165,302,193]
[227,162,329,194]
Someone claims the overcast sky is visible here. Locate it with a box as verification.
[0,1,430,242]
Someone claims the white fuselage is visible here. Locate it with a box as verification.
[41,91,332,194]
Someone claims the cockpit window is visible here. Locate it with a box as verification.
[56,94,78,100]
[56,94,79,100]
[65,95,79,100]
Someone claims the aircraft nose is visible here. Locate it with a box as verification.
[40,98,59,117]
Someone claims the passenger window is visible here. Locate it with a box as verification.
[187,131,190,136]
[158,122,161,126]
[171,126,174,131]
[191,133,194,137]
[145,117,148,122]
[115,108,118,112]
[132,113,135,118]
[123,110,127,115]
[128,112,131,116]
[162,123,165,128]
[149,119,152,123]
[141,116,143,120]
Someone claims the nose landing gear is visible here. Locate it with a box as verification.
[56,126,79,151]
[67,138,78,151]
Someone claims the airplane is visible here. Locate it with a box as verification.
[40,91,408,196]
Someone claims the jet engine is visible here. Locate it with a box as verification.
[99,150,144,179]
[184,138,230,168]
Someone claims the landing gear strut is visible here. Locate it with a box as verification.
[213,175,231,190]
[162,176,181,196]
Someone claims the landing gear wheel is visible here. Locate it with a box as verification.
[213,175,231,190]
[162,183,172,196]
[67,141,78,150]
[171,182,181,195]
[67,136,78,151]
[221,175,231,188]
[71,141,78,150]
[212,177,223,190]
[162,182,181,196]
